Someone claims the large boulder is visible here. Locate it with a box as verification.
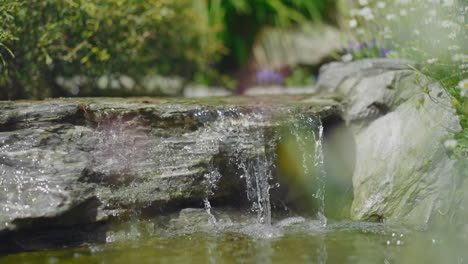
[0,95,341,240]
[317,59,461,226]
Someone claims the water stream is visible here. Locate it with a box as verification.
[288,114,327,226]
[195,108,327,226]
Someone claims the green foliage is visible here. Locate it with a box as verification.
[284,66,315,87]
[0,0,337,99]
[206,0,333,69]
[0,1,17,63]
[0,0,223,99]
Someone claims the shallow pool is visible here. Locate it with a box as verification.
[2,213,466,264]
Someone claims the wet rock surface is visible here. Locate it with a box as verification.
[317,59,461,226]
[0,95,341,248]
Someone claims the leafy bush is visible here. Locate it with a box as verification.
[0,0,223,99]
[0,0,338,99]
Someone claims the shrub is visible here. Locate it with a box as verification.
[0,0,223,99]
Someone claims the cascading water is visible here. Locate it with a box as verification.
[235,129,275,225]
[202,164,222,225]
[194,108,275,225]
[288,114,327,226]
[193,107,327,226]
[314,120,327,226]
[82,105,327,227]
[192,110,225,226]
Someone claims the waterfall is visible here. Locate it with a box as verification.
[236,131,275,225]
[311,117,327,226]
[284,114,327,226]
[203,164,222,225]
[194,107,327,226]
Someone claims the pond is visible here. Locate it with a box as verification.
[1,212,466,264]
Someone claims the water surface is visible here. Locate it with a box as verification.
[2,217,465,264]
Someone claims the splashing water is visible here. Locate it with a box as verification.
[193,107,327,226]
[203,197,217,225]
[195,108,276,225]
[223,109,275,226]
[275,114,328,227]
[203,164,222,225]
[309,116,327,226]
[236,132,275,225]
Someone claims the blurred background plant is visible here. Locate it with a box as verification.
[0,0,340,99]
[343,0,467,178]
[196,0,341,92]
[204,0,335,71]
[284,66,315,87]
[0,0,223,99]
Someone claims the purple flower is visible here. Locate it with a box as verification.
[346,40,390,58]
[347,41,371,51]
[256,69,284,85]
[347,42,356,51]
[380,48,390,57]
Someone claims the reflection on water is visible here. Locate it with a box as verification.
[2,218,467,264]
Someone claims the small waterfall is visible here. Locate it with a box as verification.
[236,132,275,225]
[194,110,225,226]
[285,114,327,226]
[307,115,327,226]
[194,107,327,226]
[194,108,276,225]
[225,110,276,225]
[203,164,222,225]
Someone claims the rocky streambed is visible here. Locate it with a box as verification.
[0,59,464,257]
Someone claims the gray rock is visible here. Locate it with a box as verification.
[253,25,350,68]
[317,59,461,226]
[168,208,234,232]
[0,96,341,236]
